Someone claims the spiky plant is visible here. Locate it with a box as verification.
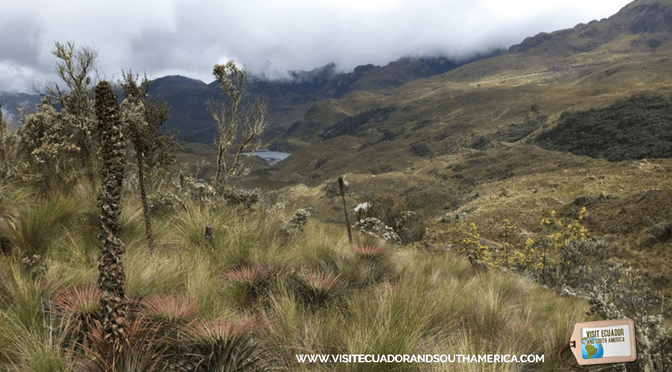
[295,271,345,311]
[225,264,283,309]
[94,81,128,345]
[351,244,397,288]
[142,294,200,330]
[352,244,389,259]
[50,283,101,354]
[183,314,277,372]
[79,315,165,372]
[141,294,201,371]
[142,294,200,341]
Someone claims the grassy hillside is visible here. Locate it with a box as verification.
[0,172,603,371]
[268,46,672,186]
[2,1,671,370]
[270,144,672,308]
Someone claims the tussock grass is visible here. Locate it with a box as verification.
[0,257,71,372]
[45,228,98,287]
[11,191,87,258]
[125,247,190,298]
[0,178,603,371]
[0,182,33,224]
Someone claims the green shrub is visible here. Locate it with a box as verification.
[535,94,672,161]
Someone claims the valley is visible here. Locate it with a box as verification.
[169,2,672,312]
[2,0,672,369]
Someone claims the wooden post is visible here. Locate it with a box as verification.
[338,176,353,244]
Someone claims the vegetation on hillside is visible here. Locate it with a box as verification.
[0,171,594,371]
[3,30,672,371]
[535,94,672,161]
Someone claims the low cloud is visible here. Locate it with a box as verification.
[0,0,632,93]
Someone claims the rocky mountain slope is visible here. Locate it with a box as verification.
[266,0,672,186]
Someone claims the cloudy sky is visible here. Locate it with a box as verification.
[1,0,632,94]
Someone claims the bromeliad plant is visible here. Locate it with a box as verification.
[50,283,101,354]
[181,315,277,372]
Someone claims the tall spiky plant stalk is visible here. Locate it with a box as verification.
[95,81,128,345]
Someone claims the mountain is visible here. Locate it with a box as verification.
[148,75,216,143]
[143,54,499,143]
[0,92,42,129]
[266,0,672,186]
[1,53,492,143]
[509,0,672,55]
[241,0,672,308]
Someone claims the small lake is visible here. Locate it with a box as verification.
[244,149,292,165]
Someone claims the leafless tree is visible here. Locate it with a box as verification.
[209,61,268,188]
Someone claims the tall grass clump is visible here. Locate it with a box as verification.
[11,191,85,258]
[341,281,435,372]
[173,202,249,264]
[0,257,69,372]
[283,221,350,274]
[124,247,189,298]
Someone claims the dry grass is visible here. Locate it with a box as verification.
[0,174,609,371]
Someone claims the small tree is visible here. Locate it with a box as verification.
[44,41,99,161]
[19,41,98,174]
[18,97,80,176]
[209,61,268,188]
[121,97,154,252]
[118,71,179,171]
[118,71,179,253]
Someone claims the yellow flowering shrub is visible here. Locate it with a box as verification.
[462,222,493,265]
[464,208,593,283]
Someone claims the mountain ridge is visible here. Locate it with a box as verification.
[260,0,672,187]
[0,53,500,143]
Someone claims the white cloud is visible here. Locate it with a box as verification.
[0,0,633,92]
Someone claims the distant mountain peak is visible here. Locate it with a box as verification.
[508,0,672,55]
[153,75,208,85]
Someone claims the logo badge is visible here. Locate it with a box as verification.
[570,319,637,365]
